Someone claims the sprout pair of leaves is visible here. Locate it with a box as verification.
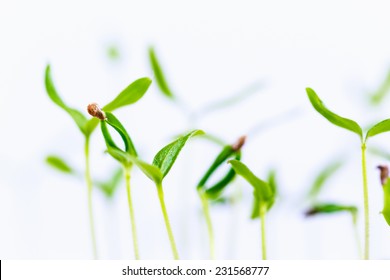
[196,137,245,200]
[45,65,151,137]
[149,47,262,119]
[99,112,204,186]
[306,88,390,143]
[46,155,123,198]
[229,160,277,219]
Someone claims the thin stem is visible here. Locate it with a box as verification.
[361,143,369,260]
[124,167,140,260]
[156,183,179,260]
[198,190,215,259]
[259,206,267,260]
[84,136,98,259]
[352,216,362,259]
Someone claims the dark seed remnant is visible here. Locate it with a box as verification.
[304,208,318,217]
[87,103,106,120]
[232,135,246,151]
[377,165,389,186]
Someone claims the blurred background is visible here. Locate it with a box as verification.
[1,0,390,259]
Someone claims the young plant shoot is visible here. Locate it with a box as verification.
[228,160,276,260]
[307,88,390,259]
[88,105,140,259]
[45,65,151,259]
[377,166,390,226]
[196,136,246,259]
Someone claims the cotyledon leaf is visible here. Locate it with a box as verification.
[45,65,88,135]
[306,88,363,140]
[126,154,164,185]
[149,47,175,99]
[305,203,357,217]
[382,179,390,226]
[229,160,275,211]
[45,155,74,174]
[103,77,152,112]
[308,159,344,199]
[95,168,123,198]
[153,130,204,178]
[370,69,390,105]
[366,118,390,140]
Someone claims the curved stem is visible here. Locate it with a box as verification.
[198,190,215,259]
[124,167,140,259]
[361,143,369,260]
[156,183,179,260]
[84,136,98,259]
[260,206,267,260]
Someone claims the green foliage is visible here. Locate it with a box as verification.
[305,203,357,221]
[382,179,390,226]
[370,69,390,105]
[45,155,74,174]
[308,160,344,200]
[365,119,390,140]
[229,160,276,219]
[45,64,151,137]
[197,145,241,199]
[153,130,204,178]
[306,88,363,139]
[95,168,123,198]
[149,47,175,99]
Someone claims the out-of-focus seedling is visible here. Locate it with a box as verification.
[45,65,151,258]
[369,69,390,105]
[196,136,245,259]
[46,155,75,174]
[307,88,390,259]
[229,160,277,260]
[376,165,390,226]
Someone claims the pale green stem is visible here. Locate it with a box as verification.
[156,183,179,260]
[352,216,362,259]
[124,166,140,260]
[260,206,267,260]
[198,190,215,259]
[361,143,369,260]
[84,136,98,259]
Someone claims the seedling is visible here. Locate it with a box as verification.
[88,105,141,259]
[44,65,151,258]
[307,87,390,259]
[376,166,390,226]
[196,136,245,259]
[229,160,277,260]
[95,107,203,260]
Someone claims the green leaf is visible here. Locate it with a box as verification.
[306,88,363,140]
[103,77,152,112]
[305,203,357,218]
[105,112,137,156]
[370,69,390,105]
[45,155,74,174]
[153,130,204,178]
[366,118,390,140]
[126,154,163,185]
[45,65,88,135]
[382,180,390,226]
[96,168,123,198]
[149,47,175,99]
[308,160,344,199]
[197,145,241,199]
[229,160,275,214]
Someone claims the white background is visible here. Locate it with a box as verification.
[1,0,390,259]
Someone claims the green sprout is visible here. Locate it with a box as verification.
[96,109,203,260]
[228,160,277,260]
[377,166,390,226]
[369,69,390,105]
[44,65,151,259]
[88,107,139,259]
[196,136,245,259]
[307,87,390,259]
